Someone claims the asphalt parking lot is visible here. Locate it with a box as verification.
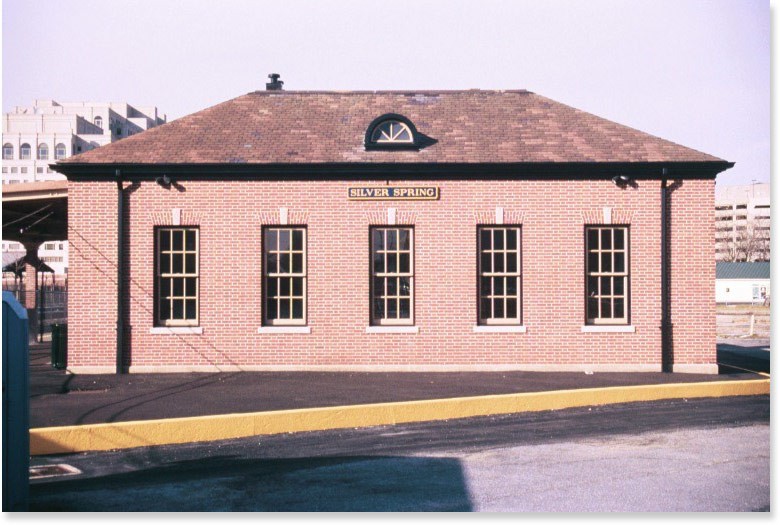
[21,339,769,511]
[28,395,770,511]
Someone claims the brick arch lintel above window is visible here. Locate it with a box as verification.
[581,208,633,225]
[474,209,523,225]
[364,209,417,226]
[149,209,203,226]
[256,209,309,226]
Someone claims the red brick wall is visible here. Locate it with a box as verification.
[668,179,716,365]
[66,177,715,370]
[67,181,119,367]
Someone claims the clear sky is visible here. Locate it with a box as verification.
[2,0,770,186]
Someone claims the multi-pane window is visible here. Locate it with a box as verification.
[2,143,12,160]
[586,226,629,324]
[478,227,521,324]
[20,143,31,160]
[156,227,199,326]
[264,227,307,325]
[38,144,49,160]
[54,143,67,159]
[371,227,413,325]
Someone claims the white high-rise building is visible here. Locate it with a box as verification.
[715,182,770,262]
[1,100,167,274]
[3,99,166,184]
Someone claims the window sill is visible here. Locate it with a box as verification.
[257,326,311,334]
[365,326,419,334]
[581,325,635,333]
[473,325,527,333]
[149,326,203,335]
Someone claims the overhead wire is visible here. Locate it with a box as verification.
[2,203,53,228]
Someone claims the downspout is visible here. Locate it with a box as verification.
[661,171,672,372]
[116,169,125,374]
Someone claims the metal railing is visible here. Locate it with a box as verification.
[1,283,67,342]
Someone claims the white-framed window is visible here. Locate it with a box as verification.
[371,227,414,325]
[156,227,199,327]
[20,143,31,160]
[94,116,103,128]
[36,167,44,174]
[370,121,413,143]
[10,167,17,173]
[1,168,7,174]
[586,226,629,325]
[2,143,13,160]
[263,227,307,326]
[55,143,67,159]
[478,226,521,325]
[37,143,49,160]
[20,167,27,174]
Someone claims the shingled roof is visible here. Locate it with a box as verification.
[56,90,727,167]
[716,262,770,280]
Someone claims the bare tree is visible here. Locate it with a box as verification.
[720,217,771,262]
[752,217,771,261]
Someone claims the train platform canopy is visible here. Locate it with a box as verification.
[2,180,68,244]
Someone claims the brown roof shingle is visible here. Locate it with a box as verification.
[58,90,726,165]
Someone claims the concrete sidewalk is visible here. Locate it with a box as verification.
[29,341,768,428]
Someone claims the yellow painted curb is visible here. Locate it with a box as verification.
[30,379,770,456]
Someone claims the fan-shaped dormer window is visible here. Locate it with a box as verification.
[371,121,413,143]
[365,114,433,151]
[94,116,103,129]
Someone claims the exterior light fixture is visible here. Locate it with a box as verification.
[156,174,172,187]
[612,175,631,185]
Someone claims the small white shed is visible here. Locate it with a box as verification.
[715,262,770,304]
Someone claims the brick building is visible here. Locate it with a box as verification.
[54,83,733,374]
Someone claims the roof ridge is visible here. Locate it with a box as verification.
[248,89,533,95]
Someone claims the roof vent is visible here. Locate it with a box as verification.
[266,73,284,91]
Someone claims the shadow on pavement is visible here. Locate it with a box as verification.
[29,341,769,428]
[29,455,473,512]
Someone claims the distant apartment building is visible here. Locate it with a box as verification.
[2,100,166,274]
[715,182,770,262]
